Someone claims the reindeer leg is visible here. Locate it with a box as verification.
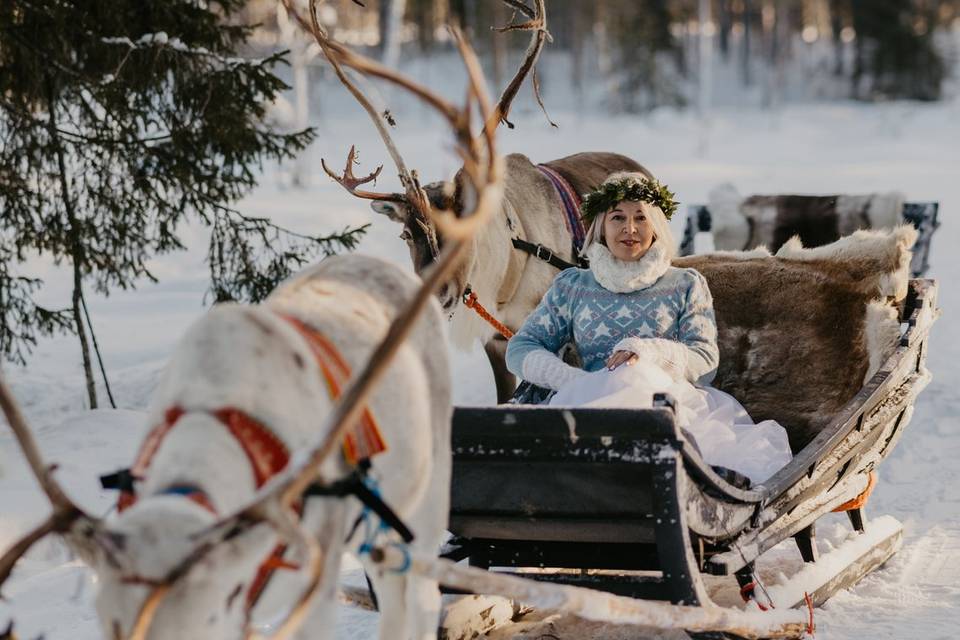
[292,498,347,640]
[363,552,409,640]
[403,491,447,640]
[483,336,516,404]
[405,571,440,640]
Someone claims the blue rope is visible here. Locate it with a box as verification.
[353,476,413,574]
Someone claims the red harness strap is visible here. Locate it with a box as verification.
[117,406,291,513]
[117,315,388,613]
[119,405,296,613]
[279,314,388,465]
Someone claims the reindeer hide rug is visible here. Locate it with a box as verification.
[674,225,916,452]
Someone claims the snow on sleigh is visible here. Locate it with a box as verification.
[440,226,938,639]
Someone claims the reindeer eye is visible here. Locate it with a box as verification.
[399,229,412,241]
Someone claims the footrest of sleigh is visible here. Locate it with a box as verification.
[763,514,904,610]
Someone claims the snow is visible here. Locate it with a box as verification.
[3,91,960,639]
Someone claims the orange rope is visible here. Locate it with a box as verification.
[463,289,514,339]
[804,591,816,635]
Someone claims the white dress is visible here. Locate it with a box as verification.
[549,361,792,485]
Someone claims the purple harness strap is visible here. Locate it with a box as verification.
[537,164,586,254]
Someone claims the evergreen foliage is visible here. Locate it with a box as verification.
[851,0,946,101]
[0,0,367,397]
[606,0,687,113]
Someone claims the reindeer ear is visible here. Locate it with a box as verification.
[371,200,406,223]
[424,181,455,211]
[458,176,478,219]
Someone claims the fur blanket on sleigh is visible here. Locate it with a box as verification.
[674,225,917,452]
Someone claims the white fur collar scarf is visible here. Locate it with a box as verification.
[584,241,671,293]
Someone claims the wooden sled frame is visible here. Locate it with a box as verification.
[679,201,940,277]
[443,279,937,637]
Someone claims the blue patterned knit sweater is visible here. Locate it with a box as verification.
[505,264,720,385]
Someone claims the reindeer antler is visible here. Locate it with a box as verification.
[485,0,554,133]
[286,0,438,223]
[0,376,101,595]
[320,146,405,203]
[305,0,550,216]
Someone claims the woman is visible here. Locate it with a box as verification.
[505,172,791,484]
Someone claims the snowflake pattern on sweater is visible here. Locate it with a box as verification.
[505,266,720,385]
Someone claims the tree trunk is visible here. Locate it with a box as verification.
[594,0,617,110]
[830,0,844,77]
[71,264,97,409]
[490,0,506,92]
[570,2,585,113]
[761,0,776,107]
[379,0,407,69]
[698,0,713,118]
[291,46,310,187]
[47,88,98,409]
[718,0,732,59]
[742,0,753,86]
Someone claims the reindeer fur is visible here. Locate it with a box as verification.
[93,255,451,640]
[674,225,916,452]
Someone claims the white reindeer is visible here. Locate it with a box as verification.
[93,254,451,640]
[0,16,503,640]
[320,1,653,401]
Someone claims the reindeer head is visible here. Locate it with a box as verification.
[91,500,276,640]
[371,173,483,313]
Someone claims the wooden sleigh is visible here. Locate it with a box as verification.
[435,230,938,639]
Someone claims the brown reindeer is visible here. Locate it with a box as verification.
[319,0,653,402]
[0,13,504,640]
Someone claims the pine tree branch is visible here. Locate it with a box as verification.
[54,127,173,146]
[0,0,318,364]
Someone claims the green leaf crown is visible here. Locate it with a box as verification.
[579,177,678,226]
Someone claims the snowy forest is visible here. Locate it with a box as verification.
[1,1,959,639]
[237,0,960,109]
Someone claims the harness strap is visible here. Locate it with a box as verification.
[159,485,218,515]
[510,238,582,271]
[115,406,291,512]
[305,464,415,544]
[537,164,586,252]
[106,316,400,613]
[280,314,388,465]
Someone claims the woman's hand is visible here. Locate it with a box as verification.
[606,350,638,370]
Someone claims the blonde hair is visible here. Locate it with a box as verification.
[581,171,677,261]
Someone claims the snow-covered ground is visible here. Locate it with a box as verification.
[1,96,959,639]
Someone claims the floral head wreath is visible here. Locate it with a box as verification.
[579,176,678,226]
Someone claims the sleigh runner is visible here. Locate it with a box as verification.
[435,226,936,638]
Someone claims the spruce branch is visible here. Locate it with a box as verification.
[207,209,369,304]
